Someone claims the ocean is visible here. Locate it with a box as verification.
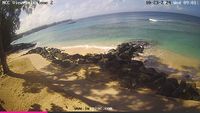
[13,12,200,59]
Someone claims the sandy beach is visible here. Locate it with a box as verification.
[0,47,200,111]
[63,47,109,55]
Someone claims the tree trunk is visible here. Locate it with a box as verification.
[0,7,9,74]
[0,35,9,74]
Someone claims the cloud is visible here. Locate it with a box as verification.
[17,0,125,33]
[17,0,200,33]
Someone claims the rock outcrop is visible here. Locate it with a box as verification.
[25,41,200,101]
[8,43,36,54]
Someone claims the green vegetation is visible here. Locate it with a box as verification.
[0,0,38,74]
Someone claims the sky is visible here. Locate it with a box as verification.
[17,0,200,33]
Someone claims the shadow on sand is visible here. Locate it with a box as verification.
[7,59,200,112]
[144,55,200,80]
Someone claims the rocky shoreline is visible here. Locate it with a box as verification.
[8,43,36,54]
[25,41,200,101]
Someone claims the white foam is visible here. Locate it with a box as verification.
[149,18,173,22]
[149,18,158,22]
[60,45,116,50]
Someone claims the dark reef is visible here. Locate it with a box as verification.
[25,41,200,101]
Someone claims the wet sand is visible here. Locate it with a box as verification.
[143,47,200,71]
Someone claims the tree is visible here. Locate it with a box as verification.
[0,0,38,74]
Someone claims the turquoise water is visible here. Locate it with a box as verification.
[14,12,200,59]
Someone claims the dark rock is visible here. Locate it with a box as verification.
[130,60,144,67]
[46,54,56,61]
[118,44,143,60]
[129,40,151,48]
[108,49,117,55]
[92,54,103,63]
[183,74,192,80]
[40,48,49,57]
[105,58,126,70]
[168,78,179,87]
[77,58,86,64]
[69,54,83,61]
[184,83,199,100]
[158,78,180,97]
[179,81,199,100]
[130,60,144,72]
[117,43,130,53]
[107,41,146,61]
[105,52,116,59]
[153,76,166,89]
[47,48,62,54]
[25,41,200,101]
[83,54,101,64]
[143,68,167,82]
[144,68,158,76]
[73,54,83,59]
[118,67,133,78]
[137,73,151,83]
[28,104,42,111]
[52,59,72,68]
[55,53,69,61]
[26,47,44,54]
[180,80,187,88]
[8,43,36,54]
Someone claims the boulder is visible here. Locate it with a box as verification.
[70,54,83,60]
[153,76,166,89]
[171,80,199,99]
[129,40,150,48]
[26,47,44,54]
[8,43,36,54]
[77,58,86,64]
[130,60,144,72]
[52,59,72,68]
[83,54,102,64]
[46,54,55,61]
[158,78,180,97]
[184,83,200,100]
[143,68,158,76]
[137,73,151,83]
[108,49,117,55]
[54,53,69,61]
[47,48,62,54]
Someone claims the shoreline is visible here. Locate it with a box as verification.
[1,42,200,111]
[62,46,200,81]
[142,47,200,81]
[7,44,200,80]
[62,46,200,68]
[59,45,115,55]
[143,47,200,70]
